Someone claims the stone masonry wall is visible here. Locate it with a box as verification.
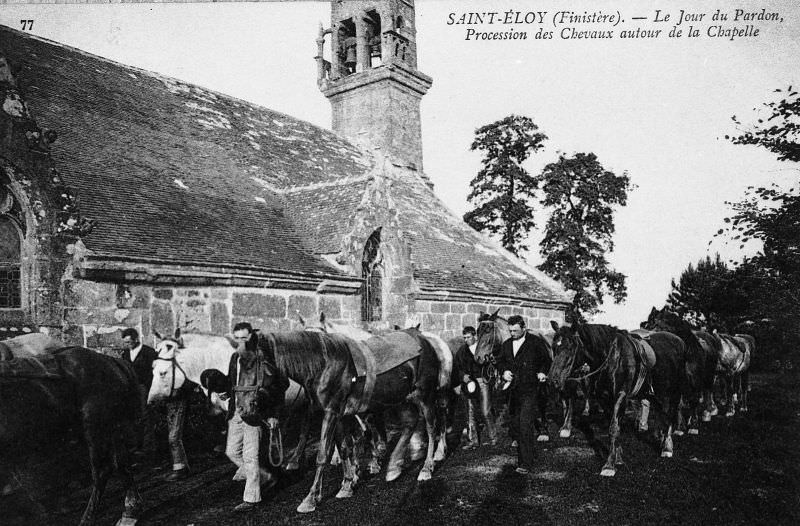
[407,299,566,341]
[60,280,361,350]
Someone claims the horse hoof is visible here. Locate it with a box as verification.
[559,429,571,438]
[369,463,381,475]
[386,468,402,482]
[661,451,673,458]
[709,407,719,416]
[638,425,649,433]
[688,428,699,436]
[286,461,300,471]
[725,411,735,418]
[433,451,445,462]
[297,499,316,513]
[673,429,684,437]
[335,488,354,499]
[417,470,432,482]
[410,451,425,462]
[115,518,138,526]
[537,434,550,442]
[600,468,616,477]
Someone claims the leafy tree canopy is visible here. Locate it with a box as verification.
[464,115,547,254]
[536,152,632,320]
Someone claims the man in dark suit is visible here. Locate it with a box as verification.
[453,326,497,449]
[495,315,552,474]
[121,328,159,455]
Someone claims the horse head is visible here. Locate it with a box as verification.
[234,333,287,428]
[474,309,506,365]
[149,329,188,403]
[642,306,688,334]
[548,321,587,390]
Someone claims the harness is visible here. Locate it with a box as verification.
[231,336,285,467]
[564,334,612,384]
[153,352,190,398]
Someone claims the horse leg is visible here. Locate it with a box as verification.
[672,399,685,436]
[386,405,417,482]
[114,438,143,526]
[687,395,701,435]
[433,393,449,461]
[297,410,339,513]
[725,375,736,417]
[286,404,313,471]
[740,371,749,413]
[702,386,716,421]
[601,391,627,477]
[638,399,650,432]
[411,397,437,481]
[334,418,358,499]
[79,426,114,526]
[559,395,573,438]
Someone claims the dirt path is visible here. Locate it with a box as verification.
[11,372,800,525]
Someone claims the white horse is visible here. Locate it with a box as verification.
[148,330,310,472]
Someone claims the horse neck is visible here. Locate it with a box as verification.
[175,342,235,385]
[578,324,619,362]
[493,318,511,346]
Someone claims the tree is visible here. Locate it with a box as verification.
[718,86,800,356]
[536,152,632,320]
[665,254,748,330]
[464,115,547,255]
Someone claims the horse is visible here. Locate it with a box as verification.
[715,332,753,416]
[548,321,686,477]
[234,328,443,513]
[147,330,311,471]
[471,311,559,441]
[0,342,143,525]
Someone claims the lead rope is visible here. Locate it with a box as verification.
[265,421,284,468]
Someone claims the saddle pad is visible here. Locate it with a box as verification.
[0,353,62,380]
[363,332,422,375]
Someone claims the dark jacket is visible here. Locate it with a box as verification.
[122,344,158,389]
[496,333,552,394]
[454,343,482,381]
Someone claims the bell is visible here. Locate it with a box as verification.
[344,45,357,67]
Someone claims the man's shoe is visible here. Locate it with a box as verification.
[234,501,258,513]
[511,440,518,448]
[165,469,189,482]
[461,441,479,451]
[514,466,530,475]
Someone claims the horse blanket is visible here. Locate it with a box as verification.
[345,331,422,414]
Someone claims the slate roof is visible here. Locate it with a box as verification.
[2,26,569,304]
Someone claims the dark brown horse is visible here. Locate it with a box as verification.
[548,322,686,477]
[642,307,719,434]
[234,329,444,513]
[0,343,143,525]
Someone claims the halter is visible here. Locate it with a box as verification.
[154,342,190,398]
[232,334,285,467]
[559,332,610,384]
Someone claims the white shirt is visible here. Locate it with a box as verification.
[129,343,142,363]
[511,334,526,357]
[468,343,477,356]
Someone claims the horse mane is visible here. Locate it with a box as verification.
[260,331,352,382]
[578,324,621,354]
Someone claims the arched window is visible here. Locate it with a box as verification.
[361,228,383,322]
[0,215,21,309]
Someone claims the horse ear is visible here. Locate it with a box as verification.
[174,328,181,339]
[320,312,326,324]
[650,306,657,316]
[415,323,421,330]
[296,311,306,327]
[490,308,500,319]
[393,324,401,330]
[550,320,560,332]
[153,330,163,341]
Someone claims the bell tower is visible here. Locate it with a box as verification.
[316,0,432,174]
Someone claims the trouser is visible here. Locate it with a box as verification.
[166,398,189,471]
[464,378,496,444]
[510,390,539,469]
[226,413,262,503]
[137,385,156,452]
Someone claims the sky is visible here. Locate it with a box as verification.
[1,0,798,329]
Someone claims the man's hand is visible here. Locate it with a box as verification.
[502,370,514,382]
[462,374,471,384]
[218,392,230,401]
[537,372,547,383]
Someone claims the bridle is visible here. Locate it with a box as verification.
[154,340,190,398]
[231,335,285,467]
[558,332,610,384]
